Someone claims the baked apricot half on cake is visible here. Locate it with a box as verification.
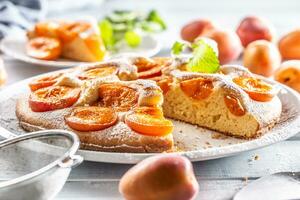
[224,94,246,116]
[65,106,117,132]
[26,37,62,60]
[78,66,118,80]
[180,77,214,100]
[150,76,173,94]
[97,83,138,112]
[233,77,276,102]
[136,57,172,79]
[29,73,63,91]
[29,86,80,112]
[125,107,173,136]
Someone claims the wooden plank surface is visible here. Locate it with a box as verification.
[1,0,300,199]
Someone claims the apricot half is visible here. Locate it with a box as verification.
[26,37,62,60]
[125,107,173,136]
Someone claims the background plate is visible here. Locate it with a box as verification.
[0,72,299,164]
[0,35,161,68]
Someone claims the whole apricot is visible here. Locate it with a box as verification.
[243,40,281,77]
[275,60,300,92]
[203,29,242,64]
[119,154,199,200]
[236,16,276,47]
[278,29,300,60]
[181,19,216,42]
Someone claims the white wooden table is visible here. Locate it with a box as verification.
[2,0,300,199]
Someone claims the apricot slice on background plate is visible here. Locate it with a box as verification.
[125,107,173,136]
[65,106,117,132]
[26,37,62,60]
[180,78,214,100]
[29,86,80,112]
[78,66,118,80]
[34,21,60,38]
[224,94,246,116]
[29,73,63,91]
[97,83,138,112]
[58,22,91,42]
[233,77,276,102]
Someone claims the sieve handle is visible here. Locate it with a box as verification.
[0,126,16,141]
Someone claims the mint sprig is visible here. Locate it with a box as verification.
[171,41,188,55]
[171,39,220,73]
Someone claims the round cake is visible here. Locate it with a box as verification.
[16,56,282,153]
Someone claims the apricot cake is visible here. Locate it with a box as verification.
[16,60,173,152]
[26,18,106,62]
[16,56,282,153]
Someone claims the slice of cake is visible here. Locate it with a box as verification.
[27,18,106,62]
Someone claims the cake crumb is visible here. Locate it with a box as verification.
[212,132,229,140]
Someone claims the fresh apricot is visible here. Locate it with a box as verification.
[181,19,216,42]
[275,60,300,92]
[278,29,300,60]
[203,29,242,64]
[119,154,199,200]
[26,37,62,60]
[236,16,276,47]
[243,40,281,77]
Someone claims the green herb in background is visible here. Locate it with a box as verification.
[125,31,141,47]
[99,19,115,50]
[171,40,220,73]
[147,10,167,30]
[98,10,167,51]
[171,41,188,55]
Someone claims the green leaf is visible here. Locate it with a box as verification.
[125,31,141,47]
[147,10,167,30]
[187,40,220,73]
[99,19,115,50]
[171,41,188,55]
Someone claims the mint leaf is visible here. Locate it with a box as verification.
[99,19,115,50]
[147,10,167,30]
[171,41,189,55]
[187,40,220,73]
[125,31,141,47]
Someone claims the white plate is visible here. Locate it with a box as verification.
[0,35,161,68]
[0,72,299,164]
